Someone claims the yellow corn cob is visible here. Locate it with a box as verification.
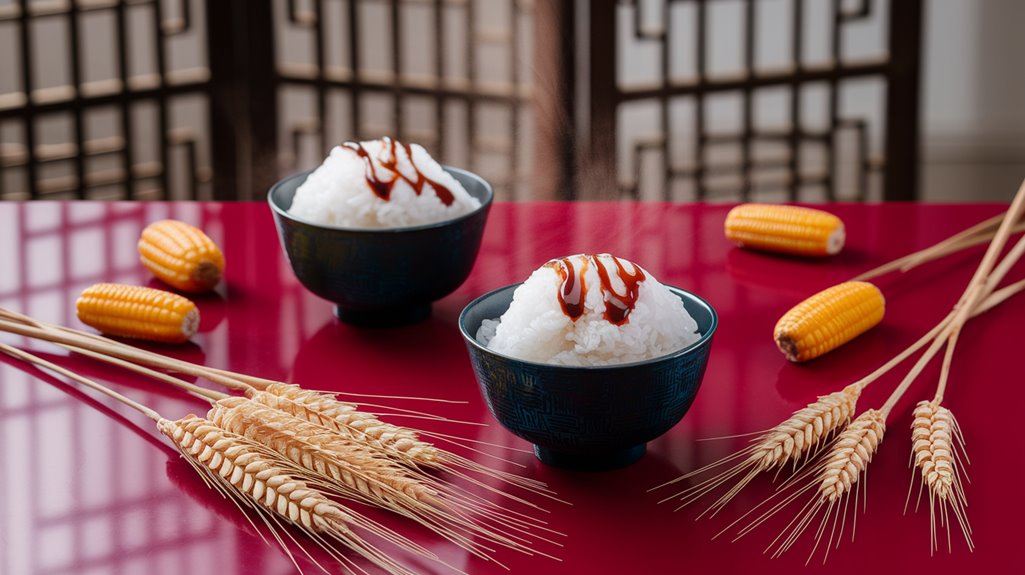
[138,220,224,293]
[76,283,199,344]
[725,204,845,256]
[774,281,884,362]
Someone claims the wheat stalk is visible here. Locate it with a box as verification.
[0,309,558,503]
[851,213,1025,282]
[0,343,439,575]
[652,300,963,513]
[723,181,1025,562]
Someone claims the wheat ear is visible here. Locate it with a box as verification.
[749,180,1025,561]
[254,383,560,501]
[652,295,963,514]
[160,415,432,575]
[209,396,439,505]
[766,410,886,563]
[652,383,860,515]
[208,396,560,565]
[254,383,440,463]
[0,344,437,575]
[907,401,972,554]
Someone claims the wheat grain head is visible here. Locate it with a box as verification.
[910,400,973,553]
[159,415,424,575]
[251,383,440,465]
[818,409,885,502]
[250,383,561,511]
[757,409,885,563]
[207,397,557,564]
[208,396,437,506]
[753,384,861,471]
[653,384,860,516]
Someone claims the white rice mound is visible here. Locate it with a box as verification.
[478,255,701,366]
[288,139,481,228]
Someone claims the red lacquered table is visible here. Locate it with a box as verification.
[0,202,1022,574]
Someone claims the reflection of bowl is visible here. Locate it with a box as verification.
[269,168,493,327]
[459,284,718,471]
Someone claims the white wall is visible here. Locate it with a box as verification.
[920,0,1025,201]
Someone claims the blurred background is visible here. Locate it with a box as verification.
[0,0,1021,202]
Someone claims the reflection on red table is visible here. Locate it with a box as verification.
[0,202,1021,574]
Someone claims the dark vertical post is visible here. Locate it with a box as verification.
[508,0,520,200]
[18,0,39,198]
[68,2,87,198]
[533,0,575,200]
[826,0,840,201]
[788,0,803,201]
[694,0,706,200]
[314,0,328,153]
[115,0,136,199]
[348,0,363,139]
[433,0,446,158]
[390,0,403,140]
[206,0,278,200]
[466,0,477,177]
[740,0,754,201]
[151,0,171,198]
[244,0,279,199]
[586,0,617,200]
[884,0,922,201]
[659,0,670,201]
[206,0,238,199]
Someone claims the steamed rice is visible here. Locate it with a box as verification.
[288,139,481,228]
[478,254,700,366]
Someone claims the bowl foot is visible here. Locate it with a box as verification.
[533,444,646,471]
[334,303,432,328]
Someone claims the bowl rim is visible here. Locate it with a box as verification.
[458,282,718,370]
[267,165,495,233]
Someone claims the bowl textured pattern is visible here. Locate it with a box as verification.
[269,167,492,326]
[460,284,716,470]
[468,344,711,448]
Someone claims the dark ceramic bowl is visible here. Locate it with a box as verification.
[459,284,717,471]
[269,168,493,327]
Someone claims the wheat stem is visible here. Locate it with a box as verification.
[0,343,453,574]
[850,213,1022,282]
[0,343,161,421]
[58,341,227,401]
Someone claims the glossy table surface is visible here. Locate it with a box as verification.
[0,201,1022,574]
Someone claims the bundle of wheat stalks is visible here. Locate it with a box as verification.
[655,180,1025,562]
[0,309,564,574]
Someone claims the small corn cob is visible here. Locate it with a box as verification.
[138,220,224,293]
[724,204,845,257]
[774,281,884,362]
[76,283,199,343]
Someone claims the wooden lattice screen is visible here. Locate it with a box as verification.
[0,0,920,201]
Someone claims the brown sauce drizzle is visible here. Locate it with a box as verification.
[342,138,455,206]
[545,254,647,325]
